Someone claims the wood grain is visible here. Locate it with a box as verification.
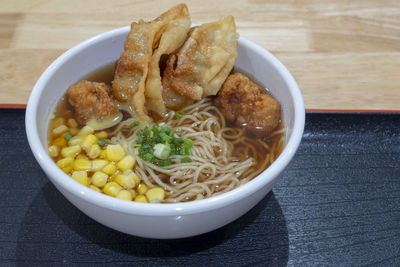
[0,0,399,110]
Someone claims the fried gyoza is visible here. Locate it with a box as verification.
[145,4,191,115]
[112,21,154,121]
[112,4,191,121]
[162,16,238,109]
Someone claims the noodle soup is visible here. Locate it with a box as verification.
[46,5,285,204]
[48,65,284,203]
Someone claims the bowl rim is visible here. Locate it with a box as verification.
[26,26,305,216]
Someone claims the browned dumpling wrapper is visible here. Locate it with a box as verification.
[112,4,191,121]
[145,4,191,115]
[163,16,238,109]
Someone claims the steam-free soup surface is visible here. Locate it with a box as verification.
[48,63,284,203]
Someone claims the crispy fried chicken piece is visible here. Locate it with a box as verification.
[67,80,118,126]
[215,73,281,137]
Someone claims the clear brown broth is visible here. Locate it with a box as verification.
[48,64,285,197]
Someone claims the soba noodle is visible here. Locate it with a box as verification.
[108,98,284,203]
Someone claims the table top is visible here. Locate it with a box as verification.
[0,0,399,111]
[2,110,399,265]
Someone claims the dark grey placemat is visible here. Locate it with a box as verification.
[1,110,399,266]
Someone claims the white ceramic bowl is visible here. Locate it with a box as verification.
[26,26,305,239]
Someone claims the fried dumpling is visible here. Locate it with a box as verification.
[162,16,238,109]
[112,4,191,121]
[145,4,191,115]
[112,21,156,121]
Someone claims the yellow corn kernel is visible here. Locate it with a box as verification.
[109,170,120,180]
[48,145,59,157]
[69,127,79,136]
[145,187,165,203]
[52,137,67,147]
[67,118,78,128]
[88,144,102,159]
[61,145,81,158]
[82,134,98,151]
[95,131,108,139]
[129,189,137,199]
[137,183,148,195]
[71,171,89,186]
[56,157,74,168]
[99,150,107,159]
[102,163,117,175]
[52,117,65,128]
[89,185,102,193]
[92,171,108,187]
[91,159,108,172]
[78,125,94,136]
[68,136,83,146]
[124,170,140,185]
[61,165,73,174]
[117,155,136,171]
[76,153,88,160]
[115,174,136,189]
[116,190,133,201]
[106,144,126,162]
[103,181,122,197]
[134,195,147,203]
[52,124,68,136]
[73,158,92,171]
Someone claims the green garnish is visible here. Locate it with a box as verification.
[181,157,192,163]
[178,147,190,155]
[175,111,185,119]
[64,133,72,141]
[142,153,154,162]
[184,139,193,149]
[153,143,171,160]
[129,121,139,128]
[158,159,171,167]
[135,124,193,166]
[173,138,184,146]
[97,140,106,147]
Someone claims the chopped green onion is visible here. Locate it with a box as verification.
[64,133,72,141]
[142,143,152,151]
[173,138,184,146]
[143,127,150,137]
[160,133,172,143]
[153,143,171,160]
[179,147,190,155]
[129,121,139,128]
[97,140,106,147]
[181,157,192,163]
[152,125,160,132]
[175,111,185,119]
[158,159,171,166]
[142,153,154,163]
[136,123,193,165]
[184,139,193,149]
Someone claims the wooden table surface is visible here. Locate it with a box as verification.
[1,0,399,111]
